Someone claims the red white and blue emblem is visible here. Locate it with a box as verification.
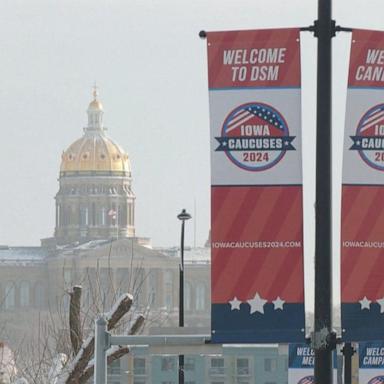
[368,376,384,384]
[297,376,315,384]
[216,102,295,172]
[350,103,384,171]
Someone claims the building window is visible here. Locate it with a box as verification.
[35,283,45,308]
[196,283,206,311]
[264,358,277,372]
[5,282,15,310]
[164,270,173,310]
[20,281,30,307]
[148,270,157,306]
[107,359,120,375]
[185,357,195,371]
[80,206,88,226]
[134,358,146,375]
[209,357,224,375]
[100,208,106,226]
[185,282,192,311]
[161,357,176,372]
[236,358,250,376]
[64,269,72,287]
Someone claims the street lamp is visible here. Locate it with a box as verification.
[177,208,192,384]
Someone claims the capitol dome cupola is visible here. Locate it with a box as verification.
[87,87,104,130]
[54,88,136,245]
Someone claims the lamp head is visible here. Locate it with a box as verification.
[177,209,192,222]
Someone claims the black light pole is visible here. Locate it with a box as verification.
[177,208,191,384]
[342,342,355,384]
[314,0,336,382]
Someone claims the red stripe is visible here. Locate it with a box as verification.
[342,186,384,300]
[212,186,303,302]
[229,188,302,301]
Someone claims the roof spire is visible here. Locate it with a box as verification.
[87,84,104,131]
[92,82,99,100]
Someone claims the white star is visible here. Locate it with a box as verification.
[247,292,267,314]
[229,297,242,311]
[272,296,285,310]
[359,296,371,310]
[377,297,384,313]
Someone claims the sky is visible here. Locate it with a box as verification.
[1,0,384,309]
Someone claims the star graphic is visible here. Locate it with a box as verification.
[272,296,285,310]
[359,296,371,310]
[229,297,242,311]
[247,292,267,314]
[377,297,384,313]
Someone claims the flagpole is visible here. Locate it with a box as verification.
[313,0,336,382]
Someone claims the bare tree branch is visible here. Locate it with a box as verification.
[77,314,145,384]
[128,314,145,335]
[77,347,130,384]
[69,286,83,356]
[106,294,133,331]
[63,294,133,384]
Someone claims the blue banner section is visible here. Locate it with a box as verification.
[211,303,305,343]
[342,303,384,341]
[289,344,315,368]
[215,136,296,151]
[349,136,384,150]
[288,343,338,369]
[360,342,384,369]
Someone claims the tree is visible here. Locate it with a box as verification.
[13,286,144,384]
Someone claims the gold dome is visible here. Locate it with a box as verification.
[60,132,131,174]
[88,99,103,111]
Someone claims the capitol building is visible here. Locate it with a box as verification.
[0,91,297,384]
[0,89,210,354]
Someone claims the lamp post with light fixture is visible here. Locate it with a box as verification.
[177,209,192,384]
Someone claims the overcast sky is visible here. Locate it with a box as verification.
[1,0,384,309]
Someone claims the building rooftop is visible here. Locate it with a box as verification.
[0,246,48,265]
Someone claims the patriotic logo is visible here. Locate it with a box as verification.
[368,376,384,384]
[215,102,295,172]
[350,103,384,171]
[297,376,315,384]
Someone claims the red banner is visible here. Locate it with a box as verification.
[341,29,384,341]
[207,28,305,343]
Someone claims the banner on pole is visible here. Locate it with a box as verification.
[359,341,384,383]
[341,29,384,341]
[288,343,338,384]
[206,28,305,343]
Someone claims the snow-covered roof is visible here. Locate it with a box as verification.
[61,239,112,251]
[0,246,47,265]
[184,247,210,264]
[155,247,211,264]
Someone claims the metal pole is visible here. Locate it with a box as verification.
[94,316,108,384]
[342,343,355,384]
[314,0,335,383]
[177,209,191,384]
[179,219,185,384]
